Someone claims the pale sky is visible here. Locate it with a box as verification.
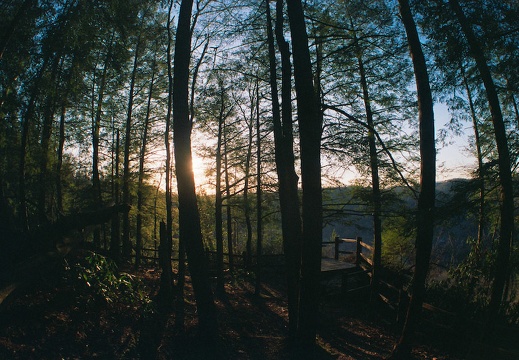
[157,102,476,193]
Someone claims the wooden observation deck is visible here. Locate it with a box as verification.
[320,236,373,275]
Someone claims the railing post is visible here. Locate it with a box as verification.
[356,236,362,267]
[334,236,340,260]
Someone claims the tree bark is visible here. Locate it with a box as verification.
[173,0,218,338]
[56,104,66,215]
[355,43,382,302]
[223,124,234,275]
[19,58,49,231]
[461,67,485,251]
[110,129,121,263]
[38,56,61,222]
[158,0,175,303]
[136,58,156,268]
[255,76,263,296]
[286,0,322,346]
[266,0,303,338]
[122,34,142,259]
[158,220,173,303]
[215,96,225,294]
[243,87,254,270]
[449,0,514,328]
[389,1,436,358]
[92,36,113,208]
[223,119,234,274]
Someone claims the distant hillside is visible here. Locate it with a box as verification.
[322,179,477,266]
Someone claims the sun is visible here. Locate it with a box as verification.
[191,154,207,183]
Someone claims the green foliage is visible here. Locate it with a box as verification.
[426,239,491,318]
[65,252,149,306]
[430,238,495,315]
[381,216,415,271]
[427,239,519,325]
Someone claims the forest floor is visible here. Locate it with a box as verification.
[0,252,516,360]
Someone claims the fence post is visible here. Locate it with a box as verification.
[154,240,158,265]
[397,287,409,325]
[356,236,362,267]
[334,236,340,260]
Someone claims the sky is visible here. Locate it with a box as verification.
[188,102,476,194]
[434,103,475,181]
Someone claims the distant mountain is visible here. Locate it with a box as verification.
[322,179,478,266]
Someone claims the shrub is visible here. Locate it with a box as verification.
[64,251,148,305]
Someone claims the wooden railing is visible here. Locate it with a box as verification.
[322,236,373,270]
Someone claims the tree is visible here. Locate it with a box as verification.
[286,0,322,347]
[351,24,383,301]
[448,0,515,329]
[265,0,302,338]
[233,77,258,270]
[121,22,142,260]
[111,129,121,263]
[158,0,175,304]
[214,80,226,294]
[172,0,218,339]
[389,0,436,358]
[135,52,157,268]
[255,77,263,296]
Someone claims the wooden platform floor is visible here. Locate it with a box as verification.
[320,258,356,273]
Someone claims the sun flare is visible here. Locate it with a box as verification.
[191,154,207,183]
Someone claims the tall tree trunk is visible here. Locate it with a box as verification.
[175,36,207,330]
[158,0,174,304]
[215,103,225,294]
[389,1,436,358]
[223,124,234,274]
[56,103,66,215]
[110,129,121,263]
[122,34,142,259]
[91,37,113,250]
[449,0,514,328]
[92,40,113,249]
[266,0,302,338]
[158,220,173,302]
[92,37,113,208]
[19,93,34,231]
[38,57,61,222]
[55,53,78,218]
[173,0,218,338]
[461,67,485,251]
[255,77,263,296]
[243,90,254,269]
[355,43,382,302]
[286,0,322,346]
[19,58,49,231]
[174,39,209,322]
[136,58,156,268]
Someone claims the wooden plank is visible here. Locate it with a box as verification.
[345,284,371,293]
[360,242,374,252]
[320,258,356,273]
[379,279,400,292]
[358,262,371,272]
[359,253,373,266]
[344,268,372,277]
[422,302,456,317]
[0,283,19,307]
[340,238,357,244]
[378,293,397,310]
